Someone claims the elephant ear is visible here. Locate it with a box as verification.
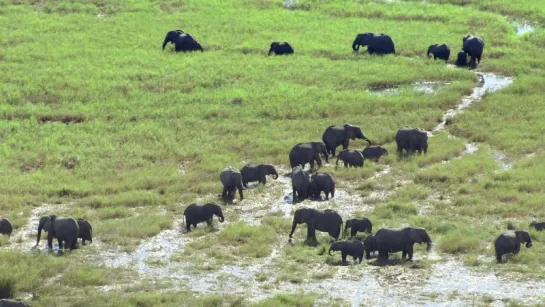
[409,228,424,243]
[515,231,530,243]
[43,216,53,232]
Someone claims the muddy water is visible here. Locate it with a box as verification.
[432,74,513,133]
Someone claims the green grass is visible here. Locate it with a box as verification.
[2,0,545,305]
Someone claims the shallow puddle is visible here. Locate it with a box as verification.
[515,23,535,36]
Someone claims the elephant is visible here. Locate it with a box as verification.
[322,124,371,157]
[220,166,244,200]
[427,43,450,62]
[289,208,343,243]
[462,35,484,65]
[76,218,92,246]
[336,149,364,168]
[162,30,203,52]
[374,227,432,262]
[344,218,372,238]
[530,221,545,231]
[307,173,335,200]
[0,300,30,307]
[0,218,12,236]
[364,234,377,259]
[35,215,79,250]
[495,230,532,263]
[361,145,388,162]
[352,32,395,55]
[455,50,468,67]
[240,164,278,187]
[291,165,310,203]
[289,141,329,170]
[328,241,364,264]
[183,203,224,232]
[268,42,293,55]
[395,127,428,156]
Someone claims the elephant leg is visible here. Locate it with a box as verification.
[366,250,371,259]
[402,250,407,259]
[238,186,244,200]
[57,238,63,250]
[186,223,191,232]
[307,223,317,242]
[46,234,53,250]
[351,229,357,238]
[324,191,329,200]
[407,246,414,260]
[82,239,87,246]
[292,186,297,203]
[309,161,315,170]
[261,175,267,185]
[341,252,347,264]
[206,219,212,227]
[222,186,228,198]
[496,253,503,264]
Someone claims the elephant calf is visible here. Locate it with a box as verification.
[240,164,278,187]
[183,203,224,232]
[336,149,364,167]
[395,127,428,156]
[344,218,372,238]
[361,146,388,162]
[308,172,335,200]
[427,43,450,62]
[455,51,468,67]
[364,234,377,259]
[291,165,310,203]
[329,241,364,264]
[0,218,13,236]
[76,218,93,245]
[268,42,293,55]
[529,221,545,231]
[495,230,532,263]
[220,166,244,200]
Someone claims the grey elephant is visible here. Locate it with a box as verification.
[336,149,364,167]
[344,218,372,238]
[455,50,468,67]
[361,145,388,162]
[291,165,310,203]
[352,33,395,55]
[289,208,343,243]
[395,127,428,156]
[328,241,364,264]
[322,124,371,157]
[220,166,244,200]
[0,218,13,236]
[268,42,293,55]
[307,172,335,200]
[529,221,545,231]
[462,35,484,65]
[427,43,450,62]
[289,141,329,170]
[162,30,203,52]
[495,230,532,263]
[35,215,79,250]
[375,227,432,262]
[183,203,224,232]
[240,164,278,187]
[0,299,30,307]
[364,234,377,259]
[76,218,93,246]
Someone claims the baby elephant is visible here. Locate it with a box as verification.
[336,149,364,168]
[329,241,364,264]
[183,203,224,232]
[344,218,372,238]
[240,164,278,187]
[530,221,545,231]
[307,172,335,200]
[0,218,13,236]
[361,146,388,162]
[268,42,294,55]
[494,230,532,263]
[364,234,377,259]
[76,218,93,245]
[455,51,467,67]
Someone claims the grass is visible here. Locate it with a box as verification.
[1,0,545,305]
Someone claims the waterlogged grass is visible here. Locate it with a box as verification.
[2,0,545,305]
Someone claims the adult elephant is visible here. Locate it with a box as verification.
[183,203,224,232]
[268,42,293,55]
[374,227,432,262]
[289,141,328,170]
[240,164,278,187]
[35,215,79,250]
[336,149,364,167]
[352,33,395,55]
[364,234,377,259]
[162,30,203,52]
[361,145,388,162]
[291,165,310,203]
[344,218,372,237]
[220,166,244,200]
[395,127,428,156]
[427,43,450,62]
[462,35,484,64]
[455,50,468,67]
[495,230,532,263]
[0,300,30,307]
[76,218,93,246]
[0,218,13,236]
[322,124,371,157]
[289,208,343,243]
[308,172,335,200]
[328,241,364,264]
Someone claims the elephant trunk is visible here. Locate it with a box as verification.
[35,219,44,247]
[426,241,433,252]
[365,138,371,146]
[218,215,225,223]
[335,157,340,166]
[526,241,533,248]
[352,41,360,51]
[272,172,278,180]
[162,38,169,50]
[289,220,297,239]
[268,48,273,56]
[328,247,334,256]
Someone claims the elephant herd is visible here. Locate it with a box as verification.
[162,28,485,69]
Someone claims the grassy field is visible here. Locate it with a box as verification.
[1,0,545,305]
